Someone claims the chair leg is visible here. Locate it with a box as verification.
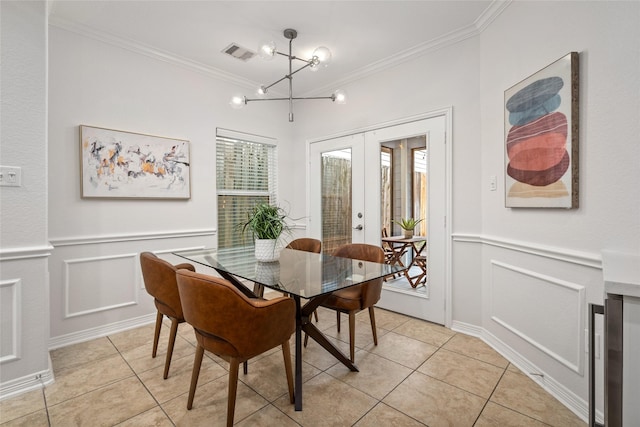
[227,359,240,427]
[303,332,309,347]
[152,311,163,358]
[336,311,341,333]
[163,317,179,379]
[314,310,319,322]
[368,306,378,346]
[187,345,204,410]
[281,341,294,404]
[348,312,356,362]
[243,361,248,375]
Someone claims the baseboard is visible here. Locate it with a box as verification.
[0,356,54,402]
[451,320,601,425]
[48,313,156,350]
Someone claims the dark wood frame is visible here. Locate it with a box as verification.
[504,52,579,208]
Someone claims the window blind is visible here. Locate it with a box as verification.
[216,130,277,249]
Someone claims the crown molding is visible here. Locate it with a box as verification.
[299,1,512,97]
[48,1,511,97]
[48,15,258,91]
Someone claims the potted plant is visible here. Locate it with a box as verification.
[393,217,423,238]
[240,202,291,262]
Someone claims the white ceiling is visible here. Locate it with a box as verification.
[49,1,505,97]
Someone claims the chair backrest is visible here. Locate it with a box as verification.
[176,269,295,358]
[140,252,184,318]
[332,243,385,307]
[381,228,393,251]
[286,238,322,253]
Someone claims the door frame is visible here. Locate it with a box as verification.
[305,108,453,327]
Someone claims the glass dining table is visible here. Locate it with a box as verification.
[173,246,405,411]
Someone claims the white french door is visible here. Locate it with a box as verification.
[309,133,367,252]
[308,111,450,325]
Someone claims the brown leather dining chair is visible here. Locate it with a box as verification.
[286,237,322,254]
[317,243,385,362]
[176,269,295,427]
[139,252,195,379]
[255,237,323,298]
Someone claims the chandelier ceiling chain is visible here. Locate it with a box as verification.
[229,28,346,122]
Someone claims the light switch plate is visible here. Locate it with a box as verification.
[489,175,497,191]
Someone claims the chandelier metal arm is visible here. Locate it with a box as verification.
[275,51,312,65]
[244,95,336,102]
[261,61,312,93]
[230,28,344,122]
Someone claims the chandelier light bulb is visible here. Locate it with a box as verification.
[258,40,276,60]
[229,95,246,109]
[312,46,332,66]
[333,89,347,104]
[256,85,267,97]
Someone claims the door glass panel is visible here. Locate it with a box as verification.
[321,149,352,254]
[412,148,427,237]
[380,147,393,237]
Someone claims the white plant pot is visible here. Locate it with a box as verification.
[254,239,281,262]
[255,261,280,285]
[403,229,414,238]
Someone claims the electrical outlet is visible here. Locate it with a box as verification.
[0,166,22,187]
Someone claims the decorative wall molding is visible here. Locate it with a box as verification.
[451,320,595,424]
[63,253,139,318]
[452,233,602,269]
[49,313,156,350]
[0,362,54,402]
[0,279,21,364]
[0,245,53,261]
[490,260,586,374]
[49,228,216,247]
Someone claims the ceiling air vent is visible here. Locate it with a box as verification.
[222,43,256,62]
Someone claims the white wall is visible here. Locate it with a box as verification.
[46,25,293,342]
[479,1,640,254]
[475,2,639,419]
[0,0,52,397]
[290,1,639,421]
[3,1,639,421]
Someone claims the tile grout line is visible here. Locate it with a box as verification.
[39,376,52,427]
[106,333,179,427]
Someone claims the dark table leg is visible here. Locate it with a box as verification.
[299,294,359,372]
[293,296,303,411]
[302,321,359,372]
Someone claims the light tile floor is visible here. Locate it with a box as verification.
[1,306,587,426]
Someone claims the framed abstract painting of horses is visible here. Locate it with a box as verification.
[504,52,579,208]
[80,125,191,199]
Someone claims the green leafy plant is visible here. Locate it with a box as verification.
[240,203,291,240]
[392,217,423,230]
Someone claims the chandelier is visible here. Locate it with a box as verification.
[229,28,346,122]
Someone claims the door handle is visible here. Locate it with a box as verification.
[353,224,363,230]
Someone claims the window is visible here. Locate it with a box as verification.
[216,129,277,249]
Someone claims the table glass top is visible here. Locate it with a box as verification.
[174,247,404,298]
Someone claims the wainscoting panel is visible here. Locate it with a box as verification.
[49,230,213,346]
[490,260,585,374]
[0,279,21,363]
[64,253,139,318]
